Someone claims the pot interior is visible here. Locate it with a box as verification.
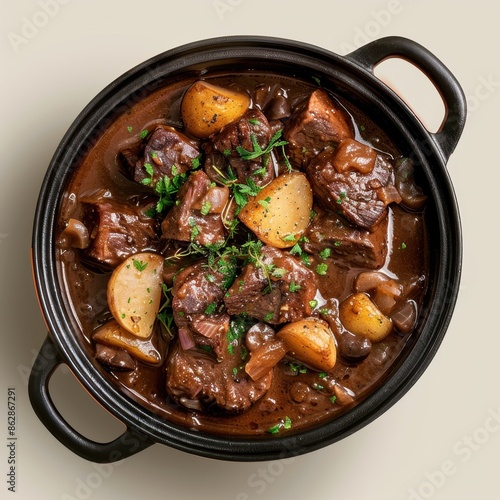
[33,37,461,460]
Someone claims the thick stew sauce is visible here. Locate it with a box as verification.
[57,72,428,436]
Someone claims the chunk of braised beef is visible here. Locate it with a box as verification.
[283,89,354,167]
[165,322,273,414]
[171,260,231,328]
[161,170,229,247]
[129,125,200,186]
[82,196,159,268]
[303,206,388,269]
[224,245,318,324]
[306,148,401,231]
[225,264,282,323]
[210,109,276,186]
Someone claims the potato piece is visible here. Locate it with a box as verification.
[277,318,336,371]
[238,172,313,248]
[181,81,250,138]
[339,292,392,342]
[93,319,163,365]
[107,252,164,338]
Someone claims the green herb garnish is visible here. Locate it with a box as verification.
[336,191,347,204]
[267,416,292,434]
[236,129,288,167]
[204,303,217,315]
[315,263,328,276]
[200,200,212,216]
[319,248,331,260]
[132,259,148,272]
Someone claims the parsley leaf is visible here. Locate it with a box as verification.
[319,248,331,260]
[236,129,288,167]
[200,200,212,216]
[315,263,328,276]
[267,416,292,434]
[132,259,148,272]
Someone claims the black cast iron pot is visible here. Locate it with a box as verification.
[29,35,465,463]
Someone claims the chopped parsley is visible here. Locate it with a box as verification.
[227,315,248,355]
[264,312,274,322]
[200,200,212,216]
[204,303,217,315]
[236,129,288,169]
[288,362,307,374]
[289,281,301,293]
[132,259,148,272]
[315,263,328,276]
[319,248,331,260]
[282,234,297,243]
[257,196,271,211]
[233,178,262,209]
[189,218,200,240]
[191,155,201,169]
[336,191,347,204]
[301,253,311,266]
[139,129,149,140]
[270,266,287,279]
[267,416,292,434]
[290,242,302,256]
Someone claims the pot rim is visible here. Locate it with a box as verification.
[30,35,464,462]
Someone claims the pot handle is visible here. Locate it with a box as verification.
[346,36,466,162]
[28,335,154,463]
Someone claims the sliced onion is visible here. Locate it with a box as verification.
[58,218,89,249]
[245,340,287,381]
[191,314,229,339]
[192,186,230,214]
[178,327,196,350]
[392,300,417,333]
[377,185,402,205]
[354,271,390,293]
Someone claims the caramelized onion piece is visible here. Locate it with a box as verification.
[95,343,136,371]
[93,319,163,365]
[333,138,377,174]
[392,300,418,333]
[245,339,287,381]
[178,327,196,350]
[394,157,427,210]
[191,315,230,339]
[333,384,355,406]
[59,218,89,249]
[191,185,230,214]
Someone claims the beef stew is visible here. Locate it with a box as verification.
[56,71,429,437]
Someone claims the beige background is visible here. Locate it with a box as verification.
[1,1,499,499]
